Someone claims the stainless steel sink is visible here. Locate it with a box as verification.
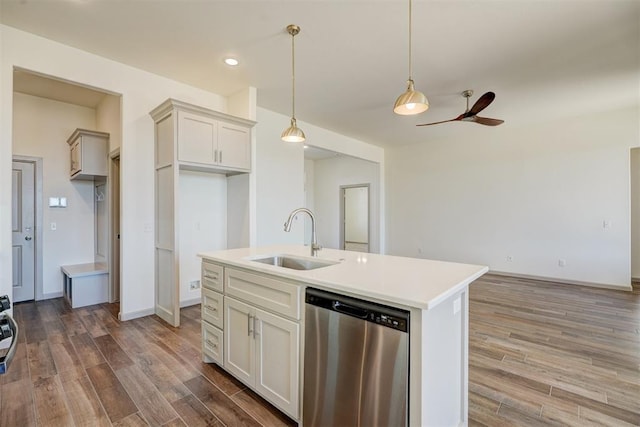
[250,255,338,271]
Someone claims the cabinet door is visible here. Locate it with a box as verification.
[177,110,217,164]
[224,297,254,385]
[254,308,300,419]
[70,141,81,176]
[217,122,250,170]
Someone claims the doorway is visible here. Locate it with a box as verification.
[11,157,43,302]
[340,184,370,253]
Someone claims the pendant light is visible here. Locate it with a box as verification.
[282,24,306,142]
[393,0,429,115]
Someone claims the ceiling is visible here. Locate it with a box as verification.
[2,1,638,148]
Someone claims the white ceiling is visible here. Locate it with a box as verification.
[1,1,638,148]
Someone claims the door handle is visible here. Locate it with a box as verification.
[25,236,32,241]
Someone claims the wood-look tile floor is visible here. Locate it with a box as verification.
[469,275,640,426]
[0,274,638,426]
[0,299,296,427]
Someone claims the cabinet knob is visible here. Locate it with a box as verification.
[25,236,32,241]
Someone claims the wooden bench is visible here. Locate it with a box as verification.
[61,263,108,308]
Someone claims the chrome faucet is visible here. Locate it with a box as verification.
[284,208,321,257]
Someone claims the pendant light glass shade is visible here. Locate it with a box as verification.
[281,118,306,142]
[282,24,305,142]
[394,0,429,115]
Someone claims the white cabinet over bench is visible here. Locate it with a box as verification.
[150,99,256,328]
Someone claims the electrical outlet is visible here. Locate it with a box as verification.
[189,280,200,290]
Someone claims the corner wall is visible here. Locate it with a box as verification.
[387,106,638,288]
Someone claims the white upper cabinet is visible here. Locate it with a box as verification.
[216,121,251,170]
[151,99,256,175]
[67,129,109,180]
[178,110,217,164]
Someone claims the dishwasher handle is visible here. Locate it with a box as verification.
[332,301,369,319]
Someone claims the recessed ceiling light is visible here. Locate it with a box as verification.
[224,58,239,66]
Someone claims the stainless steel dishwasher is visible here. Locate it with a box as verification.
[304,287,409,427]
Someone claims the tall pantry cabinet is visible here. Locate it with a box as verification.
[150,99,255,326]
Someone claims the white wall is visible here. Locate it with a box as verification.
[254,107,385,250]
[631,148,640,279]
[12,93,96,296]
[312,155,380,253]
[254,107,305,246]
[303,158,315,244]
[96,94,121,152]
[178,170,227,304]
[387,106,639,288]
[1,25,227,319]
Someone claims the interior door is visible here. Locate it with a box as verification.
[12,161,35,302]
[342,185,370,252]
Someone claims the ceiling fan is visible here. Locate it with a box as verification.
[417,90,504,127]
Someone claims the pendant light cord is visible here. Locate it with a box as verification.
[408,0,413,82]
[291,30,296,120]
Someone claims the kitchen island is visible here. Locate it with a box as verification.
[199,245,488,426]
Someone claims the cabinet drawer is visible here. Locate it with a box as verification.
[225,268,301,320]
[202,322,224,366]
[202,261,223,292]
[202,288,223,329]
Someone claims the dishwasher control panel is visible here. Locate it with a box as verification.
[306,288,409,333]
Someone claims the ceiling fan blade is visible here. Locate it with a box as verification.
[473,116,504,126]
[416,118,458,127]
[469,92,495,115]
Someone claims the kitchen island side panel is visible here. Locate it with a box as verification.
[413,289,468,426]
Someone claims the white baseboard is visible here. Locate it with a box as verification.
[180,298,201,308]
[120,307,155,321]
[120,300,199,321]
[40,291,63,300]
[488,270,632,292]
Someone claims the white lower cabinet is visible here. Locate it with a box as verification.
[224,296,300,419]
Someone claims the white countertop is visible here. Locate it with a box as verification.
[198,245,488,310]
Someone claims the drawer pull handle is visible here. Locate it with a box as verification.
[203,274,218,279]
[248,314,253,336]
[206,339,217,349]
[204,305,218,312]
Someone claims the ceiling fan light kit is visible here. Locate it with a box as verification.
[394,0,429,116]
[282,24,306,143]
[417,89,504,127]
